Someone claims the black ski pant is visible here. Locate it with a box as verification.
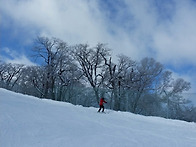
[98,105,104,112]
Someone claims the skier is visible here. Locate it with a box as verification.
[98,98,107,112]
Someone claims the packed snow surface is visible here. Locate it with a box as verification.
[0,88,196,147]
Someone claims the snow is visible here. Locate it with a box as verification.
[0,88,196,147]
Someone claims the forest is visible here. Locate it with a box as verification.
[1,36,195,122]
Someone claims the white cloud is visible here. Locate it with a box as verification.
[153,0,196,66]
[1,0,196,60]
[1,0,196,92]
[0,47,36,66]
[1,0,107,44]
[5,55,36,66]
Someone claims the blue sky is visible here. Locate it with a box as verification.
[0,0,196,93]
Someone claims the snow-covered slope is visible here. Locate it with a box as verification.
[0,88,196,147]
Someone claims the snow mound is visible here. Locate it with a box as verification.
[0,88,196,147]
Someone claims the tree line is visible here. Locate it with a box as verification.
[1,36,196,122]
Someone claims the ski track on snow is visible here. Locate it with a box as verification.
[0,88,196,147]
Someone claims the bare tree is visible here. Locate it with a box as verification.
[102,54,136,110]
[32,36,67,99]
[125,57,163,113]
[56,49,83,102]
[0,62,7,87]
[0,63,24,90]
[73,43,110,104]
[160,74,191,118]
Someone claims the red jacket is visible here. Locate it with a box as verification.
[99,98,107,106]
